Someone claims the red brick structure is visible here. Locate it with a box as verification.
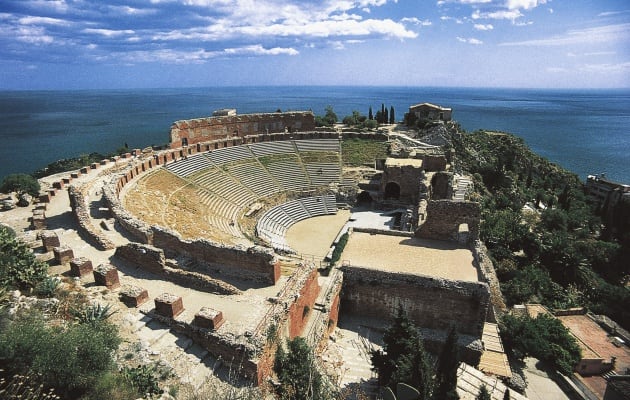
[193,307,225,330]
[169,111,316,148]
[93,263,121,289]
[120,285,149,307]
[287,268,320,338]
[70,257,93,277]
[154,293,184,318]
[53,245,74,264]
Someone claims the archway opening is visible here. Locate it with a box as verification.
[384,182,400,200]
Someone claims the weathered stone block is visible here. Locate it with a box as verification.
[41,230,60,251]
[90,162,99,169]
[31,215,46,230]
[70,257,93,277]
[120,285,149,307]
[48,189,56,197]
[100,159,109,165]
[53,245,74,264]
[193,307,224,330]
[53,181,64,190]
[39,193,51,203]
[80,167,89,174]
[71,172,80,179]
[62,177,72,185]
[93,263,120,289]
[154,293,183,318]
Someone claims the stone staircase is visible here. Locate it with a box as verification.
[453,175,472,202]
[122,311,221,390]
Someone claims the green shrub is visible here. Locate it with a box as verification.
[72,302,116,326]
[120,364,163,398]
[36,276,61,297]
[0,225,48,290]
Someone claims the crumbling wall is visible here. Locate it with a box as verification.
[152,227,279,284]
[287,268,320,338]
[114,243,241,295]
[340,266,489,338]
[415,200,480,241]
[473,240,506,322]
[68,184,116,250]
[170,111,316,147]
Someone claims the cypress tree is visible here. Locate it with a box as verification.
[434,326,460,400]
[381,103,385,123]
[390,106,395,124]
[503,389,511,400]
[476,384,491,400]
[384,108,389,125]
[369,106,373,120]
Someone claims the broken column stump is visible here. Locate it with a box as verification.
[154,293,183,318]
[31,210,46,230]
[41,230,60,251]
[120,285,149,307]
[70,257,93,277]
[93,263,120,289]
[193,307,225,330]
[53,245,74,264]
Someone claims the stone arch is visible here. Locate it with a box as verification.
[357,191,373,205]
[384,182,401,200]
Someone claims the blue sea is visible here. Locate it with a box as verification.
[0,86,628,184]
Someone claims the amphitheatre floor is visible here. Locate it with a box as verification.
[340,231,479,282]
[285,209,351,259]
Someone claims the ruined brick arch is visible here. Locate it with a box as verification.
[357,191,373,204]
[384,181,401,200]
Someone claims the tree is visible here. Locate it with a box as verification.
[434,327,460,400]
[371,305,433,399]
[503,389,511,400]
[274,337,331,400]
[1,173,40,196]
[369,106,373,120]
[384,108,389,125]
[500,313,581,375]
[323,105,337,126]
[476,384,490,400]
[390,106,395,124]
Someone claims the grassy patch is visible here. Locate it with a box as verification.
[342,138,389,166]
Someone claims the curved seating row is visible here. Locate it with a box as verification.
[256,195,337,253]
[163,139,342,241]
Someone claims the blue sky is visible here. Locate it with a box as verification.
[0,0,628,89]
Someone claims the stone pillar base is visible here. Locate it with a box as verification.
[53,245,74,264]
[193,307,225,330]
[94,263,120,289]
[120,285,149,307]
[154,293,183,318]
[70,257,93,277]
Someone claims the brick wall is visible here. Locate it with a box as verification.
[415,200,480,241]
[340,266,489,338]
[169,111,317,147]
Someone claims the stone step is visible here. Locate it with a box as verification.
[137,319,171,346]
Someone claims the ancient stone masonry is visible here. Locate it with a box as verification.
[169,111,316,148]
[340,265,490,338]
[68,184,116,250]
[93,263,121,289]
[415,200,480,242]
[151,226,279,284]
[472,240,507,322]
[114,242,242,295]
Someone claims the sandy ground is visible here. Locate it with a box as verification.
[340,231,479,282]
[285,209,351,259]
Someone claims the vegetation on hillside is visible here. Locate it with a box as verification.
[452,130,630,329]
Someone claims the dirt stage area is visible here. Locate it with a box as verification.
[340,232,479,282]
[285,209,351,259]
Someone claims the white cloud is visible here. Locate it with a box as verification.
[457,36,483,44]
[224,44,299,55]
[401,17,432,26]
[505,0,547,10]
[500,23,630,46]
[580,62,630,73]
[441,15,465,24]
[18,16,71,26]
[472,9,523,21]
[82,28,135,37]
[474,23,493,30]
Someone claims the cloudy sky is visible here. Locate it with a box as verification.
[1,0,628,89]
